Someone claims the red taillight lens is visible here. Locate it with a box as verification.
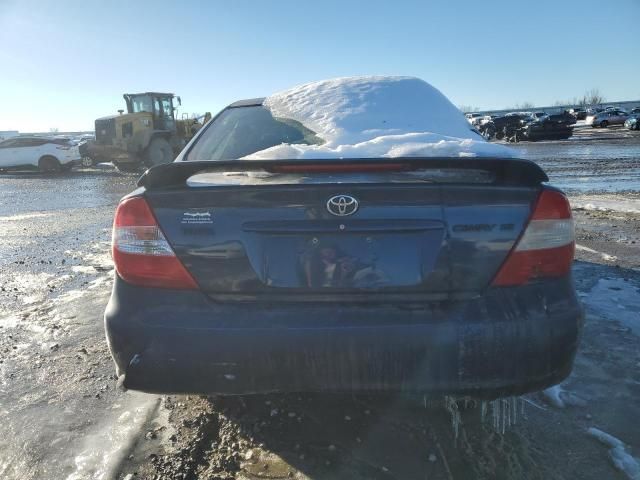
[112,197,198,290]
[492,189,574,287]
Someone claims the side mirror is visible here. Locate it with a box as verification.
[176,96,182,106]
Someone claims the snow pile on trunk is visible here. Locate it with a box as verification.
[243,76,516,160]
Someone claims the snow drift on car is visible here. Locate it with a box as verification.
[242,76,516,160]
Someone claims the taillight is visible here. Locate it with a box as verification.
[112,197,198,290]
[492,189,574,286]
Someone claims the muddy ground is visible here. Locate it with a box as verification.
[0,129,639,480]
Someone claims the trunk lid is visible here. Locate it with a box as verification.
[142,160,544,298]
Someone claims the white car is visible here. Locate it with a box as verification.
[464,112,483,124]
[0,136,80,171]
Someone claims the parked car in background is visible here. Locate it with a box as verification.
[569,108,587,120]
[624,114,640,131]
[521,115,574,141]
[478,114,530,141]
[630,107,640,115]
[549,112,577,125]
[73,134,95,144]
[0,136,80,171]
[0,130,19,142]
[464,112,484,125]
[74,134,97,167]
[585,109,629,128]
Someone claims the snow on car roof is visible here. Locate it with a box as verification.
[242,76,516,160]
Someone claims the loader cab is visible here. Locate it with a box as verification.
[123,92,176,132]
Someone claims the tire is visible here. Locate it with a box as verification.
[81,156,94,168]
[599,120,608,128]
[144,137,173,167]
[38,155,61,173]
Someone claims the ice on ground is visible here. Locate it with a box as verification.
[543,385,565,408]
[576,244,618,262]
[244,76,517,160]
[588,428,640,480]
[571,195,640,214]
[66,392,159,480]
[0,315,20,329]
[542,384,587,408]
[0,212,52,222]
[582,277,640,336]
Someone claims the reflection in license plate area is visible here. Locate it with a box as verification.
[263,233,428,289]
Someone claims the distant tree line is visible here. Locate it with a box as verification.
[459,88,606,113]
[555,88,606,107]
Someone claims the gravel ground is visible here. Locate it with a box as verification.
[0,130,639,480]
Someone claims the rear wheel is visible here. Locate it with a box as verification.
[38,155,61,173]
[80,156,94,168]
[599,120,608,128]
[144,137,173,168]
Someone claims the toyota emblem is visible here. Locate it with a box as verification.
[326,195,359,216]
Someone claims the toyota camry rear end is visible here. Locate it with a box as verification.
[104,78,583,398]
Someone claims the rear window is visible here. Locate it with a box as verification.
[14,138,47,147]
[49,138,72,146]
[186,106,323,160]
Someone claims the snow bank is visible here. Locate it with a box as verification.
[243,76,516,160]
[588,428,640,480]
[571,197,640,215]
[542,384,587,408]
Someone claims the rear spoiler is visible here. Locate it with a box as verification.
[138,158,548,189]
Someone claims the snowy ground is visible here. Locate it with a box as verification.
[0,130,639,479]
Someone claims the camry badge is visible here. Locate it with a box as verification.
[326,195,359,216]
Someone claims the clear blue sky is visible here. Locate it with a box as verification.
[1,0,638,132]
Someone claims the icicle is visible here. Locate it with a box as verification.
[444,396,461,442]
[481,397,527,433]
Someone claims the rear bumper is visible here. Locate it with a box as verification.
[105,276,583,398]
